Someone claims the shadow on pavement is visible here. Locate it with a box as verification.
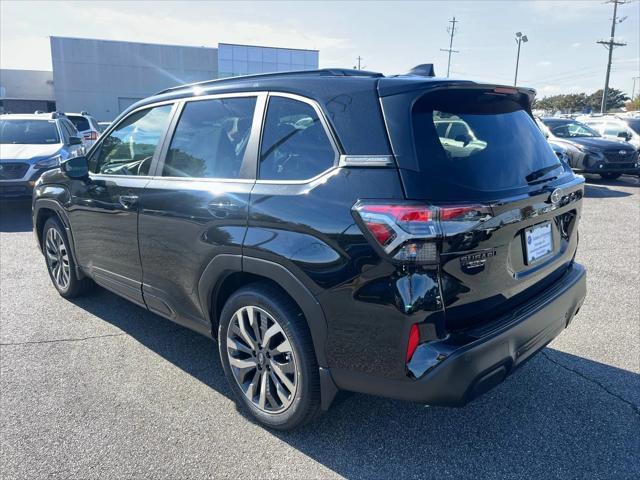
[0,199,32,233]
[583,184,632,198]
[71,288,639,479]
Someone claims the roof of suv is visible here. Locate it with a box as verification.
[145,67,535,105]
[0,113,65,120]
[121,66,537,156]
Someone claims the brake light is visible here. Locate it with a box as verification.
[83,131,98,141]
[494,87,518,95]
[353,202,490,264]
[365,221,395,246]
[439,205,484,221]
[363,205,433,223]
[406,324,420,362]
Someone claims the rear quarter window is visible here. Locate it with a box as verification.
[259,96,336,181]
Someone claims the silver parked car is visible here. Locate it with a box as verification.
[0,112,85,197]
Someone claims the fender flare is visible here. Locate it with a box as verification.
[33,196,84,279]
[198,254,329,368]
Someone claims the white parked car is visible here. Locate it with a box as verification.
[0,112,85,197]
[64,112,101,149]
[577,115,640,150]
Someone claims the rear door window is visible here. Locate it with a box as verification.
[412,89,563,197]
[161,97,257,179]
[259,96,336,181]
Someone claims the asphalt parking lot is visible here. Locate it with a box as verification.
[1,175,639,479]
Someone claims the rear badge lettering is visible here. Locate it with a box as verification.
[460,250,496,270]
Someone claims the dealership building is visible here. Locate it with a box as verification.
[0,37,319,120]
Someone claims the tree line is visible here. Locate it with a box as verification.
[533,88,629,114]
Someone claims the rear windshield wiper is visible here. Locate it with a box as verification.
[526,164,562,184]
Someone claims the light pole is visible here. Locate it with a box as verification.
[514,32,528,86]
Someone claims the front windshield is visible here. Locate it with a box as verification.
[546,120,600,139]
[0,119,60,144]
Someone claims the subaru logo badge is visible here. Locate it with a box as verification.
[550,188,562,205]
[619,150,627,156]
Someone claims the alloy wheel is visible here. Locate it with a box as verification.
[226,306,297,413]
[45,227,71,290]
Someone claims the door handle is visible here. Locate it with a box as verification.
[207,199,242,218]
[118,194,139,209]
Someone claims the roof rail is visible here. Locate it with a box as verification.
[154,68,384,96]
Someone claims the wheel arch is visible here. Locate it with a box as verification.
[198,255,329,369]
[33,197,84,279]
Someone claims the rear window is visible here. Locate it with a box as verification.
[0,119,60,144]
[67,115,91,132]
[412,89,563,197]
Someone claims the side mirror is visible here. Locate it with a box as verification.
[68,136,83,146]
[617,131,631,141]
[62,156,89,179]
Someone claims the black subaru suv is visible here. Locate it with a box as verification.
[32,66,587,430]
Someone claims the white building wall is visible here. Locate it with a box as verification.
[51,37,218,121]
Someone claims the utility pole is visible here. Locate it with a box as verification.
[355,56,363,70]
[514,32,528,86]
[440,16,459,77]
[597,0,627,113]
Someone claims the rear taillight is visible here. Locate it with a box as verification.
[83,131,98,141]
[353,202,490,263]
[406,324,420,362]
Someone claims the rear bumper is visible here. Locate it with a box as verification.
[331,262,587,406]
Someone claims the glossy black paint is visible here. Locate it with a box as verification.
[32,70,587,408]
[138,178,252,329]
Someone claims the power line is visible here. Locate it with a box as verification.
[597,0,628,113]
[354,56,364,70]
[440,16,459,78]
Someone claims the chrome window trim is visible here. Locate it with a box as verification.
[152,91,267,182]
[338,155,394,167]
[255,91,342,185]
[86,90,343,185]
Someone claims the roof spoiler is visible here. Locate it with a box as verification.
[407,64,436,77]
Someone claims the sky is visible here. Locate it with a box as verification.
[1,0,639,99]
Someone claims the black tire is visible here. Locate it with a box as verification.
[42,217,93,298]
[218,283,321,430]
[600,172,622,180]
